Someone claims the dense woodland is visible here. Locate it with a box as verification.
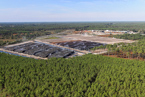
[1,53,145,96]
[113,34,145,40]
[92,39,145,60]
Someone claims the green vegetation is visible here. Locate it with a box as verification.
[107,33,145,59]
[1,53,145,96]
[2,22,145,96]
[95,39,145,60]
[1,22,145,39]
[1,22,145,46]
[91,45,106,50]
[44,37,59,39]
[113,34,145,40]
[0,40,22,46]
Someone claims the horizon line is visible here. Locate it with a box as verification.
[1,21,145,23]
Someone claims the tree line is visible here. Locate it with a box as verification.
[113,34,145,40]
[92,39,145,60]
[1,22,145,46]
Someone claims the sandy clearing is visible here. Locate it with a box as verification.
[39,34,135,44]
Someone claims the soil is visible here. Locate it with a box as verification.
[39,34,135,44]
[102,51,145,61]
[91,49,107,53]
[0,39,16,42]
[51,40,81,44]
[98,35,113,37]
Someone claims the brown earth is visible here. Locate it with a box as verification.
[104,54,145,61]
[98,35,113,37]
[39,34,135,44]
[51,40,81,44]
[0,39,16,42]
[103,51,145,61]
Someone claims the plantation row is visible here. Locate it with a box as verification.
[1,53,145,96]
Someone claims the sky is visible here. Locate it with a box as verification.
[0,0,145,22]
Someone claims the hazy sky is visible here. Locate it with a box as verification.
[0,0,145,22]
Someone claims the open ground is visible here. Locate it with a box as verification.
[38,34,135,44]
[0,34,135,59]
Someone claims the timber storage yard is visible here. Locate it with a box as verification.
[0,34,135,59]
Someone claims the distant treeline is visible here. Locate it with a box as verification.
[1,22,145,36]
[1,22,145,38]
[1,22,145,46]
[113,34,145,40]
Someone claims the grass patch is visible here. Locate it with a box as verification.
[45,37,59,39]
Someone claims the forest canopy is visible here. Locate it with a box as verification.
[113,33,145,40]
[1,53,145,96]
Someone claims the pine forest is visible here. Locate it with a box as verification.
[1,53,145,96]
